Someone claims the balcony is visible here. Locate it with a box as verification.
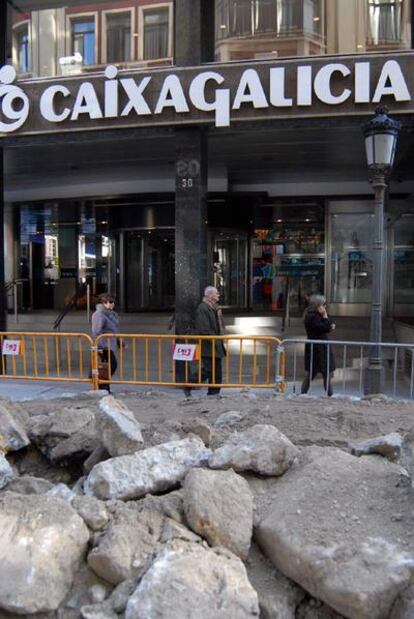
[215,0,325,61]
[367,0,407,50]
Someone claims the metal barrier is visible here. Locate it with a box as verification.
[0,332,95,384]
[94,334,282,391]
[276,338,414,398]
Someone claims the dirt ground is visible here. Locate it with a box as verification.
[19,389,414,449]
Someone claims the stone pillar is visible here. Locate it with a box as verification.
[174,0,215,65]
[174,0,213,334]
[0,1,7,333]
[175,129,208,334]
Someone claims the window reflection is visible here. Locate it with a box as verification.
[393,214,414,304]
[72,18,96,66]
[9,1,173,79]
[331,213,374,304]
[368,0,403,45]
[16,26,30,73]
[143,8,170,60]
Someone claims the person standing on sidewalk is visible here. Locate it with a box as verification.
[192,286,226,398]
[301,294,336,397]
[91,293,119,393]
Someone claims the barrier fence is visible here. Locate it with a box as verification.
[1,332,414,399]
[0,332,94,384]
[94,334,282,390]
[276,338,414,399]
[0,332,282,392]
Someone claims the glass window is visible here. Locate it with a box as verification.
[330,213,374,303]
[15,26,30,73]
[393,214,414,304]
[72,18,96,66]
[255,0,277,34]
[303,0,322,35]
[216,0,322,40]
[143,8,169,60]
[368,0,403,44]
[106,12,131,63]
[231,0,252,36]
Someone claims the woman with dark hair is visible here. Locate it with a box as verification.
[301,294,336,397]
[91,293,119,393]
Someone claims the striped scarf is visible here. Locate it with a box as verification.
[203,297,226,334]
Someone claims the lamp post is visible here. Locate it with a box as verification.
[362,107,401,395]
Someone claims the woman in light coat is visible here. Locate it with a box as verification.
[91,293,119,393]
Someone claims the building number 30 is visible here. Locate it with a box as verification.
[177,159,200,190]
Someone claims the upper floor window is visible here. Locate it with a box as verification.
[106,12,132,63]
[71,17,95,65]
[216,0,322,40]
[15,25,30,73]
[368,0,403,44]
[143,8,169,59]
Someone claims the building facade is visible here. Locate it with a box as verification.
[1,0,414,329]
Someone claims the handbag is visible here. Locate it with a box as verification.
[97,360,110,381]
[88,356,110,381]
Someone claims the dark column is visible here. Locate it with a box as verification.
[175,128,208,334]
[0,0,7,333]
[174,0,213,333]
[174,0,215,65]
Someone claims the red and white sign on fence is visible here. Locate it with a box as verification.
[172,343,199,362]
[2,340,22,356]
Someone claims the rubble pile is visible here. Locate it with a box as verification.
[0,392,412,619]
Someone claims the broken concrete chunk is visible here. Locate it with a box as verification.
[5,475,54,495]
[87,505,163,585]
[98,396,144,457]
[0,454,14,489]
[84,437,211,501]
[210,424,298,476]
[0,401,30,452]
[350,432,404,462]
[125,541,260,619]
[183,468,253,559]
[72,496,110,531]
[0,492,89,614]
[256,447,414,619]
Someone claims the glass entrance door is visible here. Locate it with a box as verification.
[125,230,175,310]
[212,232,248,307]
[252,214,325,314]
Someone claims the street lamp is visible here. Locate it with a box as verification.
[362,106,401,395]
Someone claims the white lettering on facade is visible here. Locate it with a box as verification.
[39,85,71,122]
[269,68,293,107]
[354,62,371,103]
[189,71,230,127]
[314,63,351,105]
[71,83,103,120]
[372,59,411,103]
[232,69,268,109]
[154,75,190,114]
[104,65,119,118]
[297,66,312,106]
[2,59,411,134]
[120,77,152,116]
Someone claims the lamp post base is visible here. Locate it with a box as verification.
[364,362,385,396]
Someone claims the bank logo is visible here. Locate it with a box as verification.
[0,66,30,133]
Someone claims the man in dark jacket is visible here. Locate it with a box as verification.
[193,286,226,397]
[301,294,336,396]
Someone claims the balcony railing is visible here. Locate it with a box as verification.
[367,0,403,45]
[216,0,323,40]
